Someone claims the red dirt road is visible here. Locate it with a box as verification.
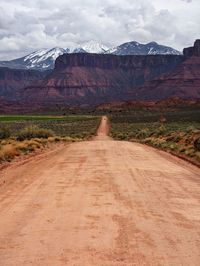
[0,116,200,265]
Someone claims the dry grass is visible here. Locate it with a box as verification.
[0,116,100,164]
[0,135,83,164]
[0,144,19,161]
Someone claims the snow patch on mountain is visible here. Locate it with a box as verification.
[81,40,110,53]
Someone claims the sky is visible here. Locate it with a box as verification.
[0,0,199,60]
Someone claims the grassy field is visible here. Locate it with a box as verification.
[109,107,200,166]
[0,115,100,163]
[0,115,96,122]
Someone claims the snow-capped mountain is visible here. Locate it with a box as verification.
[0,47,70,71]
[22,47,70,70]
[81,40,109,53]
[107,41,181,56]
[0,41,181,71]
[0,42,109,70]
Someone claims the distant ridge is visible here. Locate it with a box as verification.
[107,41,181,56]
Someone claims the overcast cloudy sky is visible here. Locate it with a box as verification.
[0,0,199,60]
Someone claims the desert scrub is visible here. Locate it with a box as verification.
[110,109,200,166]
[0,125,11,139]
[135,129,150,139]
[0,135,82,164]
[17,125,54,141]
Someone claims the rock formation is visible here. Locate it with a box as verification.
[183,40,200,58]
[0,67,47,100]
[137,43,200,100]
[21,53,183,105]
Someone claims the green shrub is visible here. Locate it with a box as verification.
[194,138,200,151]
[54,137,61,142]
[154,125,167,137]
[17,125,54,141]
[166,134,181,143]
[115,133,127,140]
[135,129,150,139]
[185,126,195,133]
[0,126,11,139]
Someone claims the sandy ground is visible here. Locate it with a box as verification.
[0,116,199,266]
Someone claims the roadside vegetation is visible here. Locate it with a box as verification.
[0,115,100,163]
[110,107,200,166]
[1,107,200,167]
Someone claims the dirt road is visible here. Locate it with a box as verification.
[0,116,200,265]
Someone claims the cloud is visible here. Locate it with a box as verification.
[0,0,199,60]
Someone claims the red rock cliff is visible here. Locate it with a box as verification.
[21,53,183,105]
[183,40,200,58]
[0,67,46,100]
[136,56,200,100]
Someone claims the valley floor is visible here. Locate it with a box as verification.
[0,117,199,265]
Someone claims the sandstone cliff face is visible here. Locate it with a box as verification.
[0,67,47,100]
[136,40,200,101]
[136,56,200,100]
[55,53,182,71]
[21,53,183,105]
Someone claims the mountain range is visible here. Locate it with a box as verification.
[0,40,199,112]
[0,40,181,71]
